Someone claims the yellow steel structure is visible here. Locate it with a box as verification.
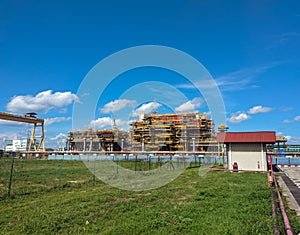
[130,112,215,151]
[276,136,288,143]
[66,128,130,152]
[0,112,45,152]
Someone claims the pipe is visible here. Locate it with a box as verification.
[271,188,280,235]
[272,173,294,235]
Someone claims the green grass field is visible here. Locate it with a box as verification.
[0,159,300,234]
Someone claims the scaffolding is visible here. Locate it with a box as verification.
[130,112,215,152]
[66,128,130,152]
[65,112,216,153]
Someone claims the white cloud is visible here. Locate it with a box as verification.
[176,77,218,90]
[0,130,29,148]
[278,32,300,44]
[247,105,272,114]
[215,65,277,91]
[50,133,67,141]
[90,117,112,128]
[281,107,293,112]
[6,90,79,114]
[283,116,300,124]
[177,62,283,93]
[285,136,292,141]
[266,32,300,50]
[284,135,300,144]
[226,105,272,124]
[180,68,259,90]
[90,117,127,129]
[0,132,19,148]
[45,117,72,126]
[0,132,19,140]
[178,65,279,92]
[227,112,251,124]
[175,98,203,113]
[131,102,161,117]
[49,133,67,149]
[0,120,27,127]
[100,99,137,114]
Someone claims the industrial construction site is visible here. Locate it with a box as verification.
[2,0,300,233]
[0,109,297,158]
[2,109,300,234]
[0,110,220,154]
[66,111,216,153]
[2,111,300,234]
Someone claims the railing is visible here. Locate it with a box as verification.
[268,156,300,165]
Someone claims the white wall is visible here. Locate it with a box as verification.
[228,143,267,171]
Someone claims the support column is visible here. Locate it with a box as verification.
[142,140,145,152]
[89,138,93,152]
[83,138,86,152]
[192,138,195,152]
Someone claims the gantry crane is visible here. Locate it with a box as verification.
[0,112,45,152]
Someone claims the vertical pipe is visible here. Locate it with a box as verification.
[7,158,15,196]
[89,139,93,152]
[83,138,86,152]
[217,143,220,165]
[41,122,45,152]
[142,140,145,152]
[229,143,232,170]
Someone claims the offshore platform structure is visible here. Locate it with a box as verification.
[66,128,130,152]
[130,112,215,152]
[0,112,45,152]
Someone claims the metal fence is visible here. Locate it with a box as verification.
[0,155,220,199]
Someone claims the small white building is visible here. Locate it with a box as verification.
[4,139,28,152]
[217,131,276,172]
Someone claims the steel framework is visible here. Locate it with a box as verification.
[0,112,45,152]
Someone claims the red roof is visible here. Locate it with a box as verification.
[217,131,276,143]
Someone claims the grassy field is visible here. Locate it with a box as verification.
[1,159,300,234]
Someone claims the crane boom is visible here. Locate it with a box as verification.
[0,112,45,152]
[0,112,44,124]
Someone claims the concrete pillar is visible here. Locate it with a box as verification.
[83,138,86,152]
[142,140,145,152]
[89,139,93,152]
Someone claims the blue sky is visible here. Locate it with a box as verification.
[0,0,300,148]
